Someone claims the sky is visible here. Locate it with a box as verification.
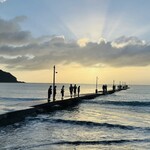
[0,0,150,85]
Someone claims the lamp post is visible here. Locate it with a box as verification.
[53,65,57,101]
[113,80,115,85]
[113,80,115,91]
[95,76,98,94]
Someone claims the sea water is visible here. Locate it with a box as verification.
[0,83,150,149]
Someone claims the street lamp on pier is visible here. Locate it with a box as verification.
[53,65,57,101]
[95,76,98,94]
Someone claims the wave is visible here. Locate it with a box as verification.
[85,100,150,107]
[42,118,150,131]
[8,138,150,149]
[53,138,150,145]
[0,97,45,101]
[9,139,150,149]
[26,117,150,131]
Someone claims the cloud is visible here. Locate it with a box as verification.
[0,17,150,70]
[0,16,31,45]
[0,0,7,3]
[111,36,145,48]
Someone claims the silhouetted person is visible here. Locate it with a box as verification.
[105,84,107,93]
[74,84,77,97]
[102,84,107,94]
[48,85,52,102]
[77,86,80,97]
[102,85,105,94]
[69,84,73,98]
[118,85,121,90]
[54,86,57,100]
[61,85,65,100]
[113,85,116,92]
[95,89,98,94]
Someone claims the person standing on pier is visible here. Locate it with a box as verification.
[74,84,77,97]
[102,85,105,94]
[69,84,73,98]
[77,86,80,97]
[61,85,65,100]
[113,84,116,92]
[48,85,52,102]
[105,84,108,93]
[54,86,57,100]
[112,80,116,92]
[102,84,107,94]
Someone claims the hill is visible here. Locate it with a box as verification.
[0,70,24,83]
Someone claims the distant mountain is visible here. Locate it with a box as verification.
[0,70,24,83]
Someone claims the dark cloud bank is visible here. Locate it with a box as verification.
[0,16,150,70]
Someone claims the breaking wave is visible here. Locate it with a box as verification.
[0,96,44,101]
[53,138,150,145]
[85,100,150,107]
[8,138,150,149]
[27,117,150,131]
[52,118,135,130]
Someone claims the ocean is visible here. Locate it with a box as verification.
[0,83,150,149]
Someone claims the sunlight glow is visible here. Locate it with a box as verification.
[77,38,89,47]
